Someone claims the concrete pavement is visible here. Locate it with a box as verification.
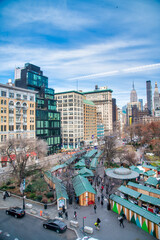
[0,190,156,240]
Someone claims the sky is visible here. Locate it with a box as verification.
[0,0,160,108]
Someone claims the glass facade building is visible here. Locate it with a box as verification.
[15,63,61,155]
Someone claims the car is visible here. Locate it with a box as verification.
[43,219,67,233]
[6,207,25,218]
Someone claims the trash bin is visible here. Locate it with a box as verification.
[44,203,47,210]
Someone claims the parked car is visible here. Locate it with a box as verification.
[43,219,67,233]
[6,207,25,218]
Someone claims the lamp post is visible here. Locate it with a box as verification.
[23,191,25,210]
[83,216,86,232]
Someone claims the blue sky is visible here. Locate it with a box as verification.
[0,0,160,107]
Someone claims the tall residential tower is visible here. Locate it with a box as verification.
[15,63,61,154]
[146,80,152,115]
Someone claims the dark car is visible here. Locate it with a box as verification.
[6,207,25,218]
[43,219,67,233]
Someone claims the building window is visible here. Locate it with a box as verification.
[30,96,34,101]
[9,125,14,131]
[23,117,27,123]
[1,99,3,104]
[4,125,6,131]
[4,100,6,105]
[30,125,34,130]
[30,110,34,115]
[23,110,27,115]
[23,95,27,100]
[1,91,6,97]
[4,117,6,123]
[16,125,21,130]
[1,126,3,131]
[9,92,14,98]
[9,117,14,123]
[1,116,3,123]
[16,94,21,99]
[4,108,6,114]
[1,107,3,113]
[9,101,14,106]
[23,125,27,131]
[1,135,3,142]
[30,117,34,123]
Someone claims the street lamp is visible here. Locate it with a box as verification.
[23,192,26,210]
[83,216,86,232]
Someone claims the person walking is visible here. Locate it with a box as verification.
[97,196,100,203]
[74,211,77,220]
[101,185,104,193]
[101,200,103,207]
[65,211,68,220]
[3,191,6,200]
[62,205,65,214]
[118,215,124,228]
[101,193,104,201]
[94,204,97,213]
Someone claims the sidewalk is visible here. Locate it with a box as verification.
[0,190,155,240]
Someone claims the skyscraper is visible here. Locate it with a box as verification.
[15,63,61,154]
[130,82,137,102]
[153,82,160,110]
[146,80,152,115]
[138,99,143,111]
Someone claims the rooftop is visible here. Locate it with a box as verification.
[72,175,96,196]
[110,194,160,225]
[83,89,113,94]
[55,90,84,96]
[105,167,139,180]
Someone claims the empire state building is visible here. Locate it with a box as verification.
[130,82,137,102]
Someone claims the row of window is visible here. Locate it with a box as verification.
[1,107,7,114]
[56,95,82,99]
[0,133,35,142]
[1,125,35,131]
[1,99,7,105]
[1,90,35,101]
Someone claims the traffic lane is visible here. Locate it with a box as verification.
[0,210,76,240]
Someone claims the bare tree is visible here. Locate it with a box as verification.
[102,135,117,167]
[123,148,137,166]
[0,137,47,185]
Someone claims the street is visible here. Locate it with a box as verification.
[0,210,76,240]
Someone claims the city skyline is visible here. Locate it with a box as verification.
[0,0,160,108]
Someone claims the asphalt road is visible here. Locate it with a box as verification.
[0,210,76,240]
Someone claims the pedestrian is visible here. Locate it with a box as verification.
[101,193,104,201]
[94,204,97,213]
[65,211,68,220]
[97,196,100,203]
[101,185,104,193]
[101,200,103,207]
[97,217,101,225]
[118,215,124,228]
[62,205,65,214]
[74,211,77,220]
[3,191,6,200]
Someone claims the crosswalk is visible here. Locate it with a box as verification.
[0,229,19,240]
